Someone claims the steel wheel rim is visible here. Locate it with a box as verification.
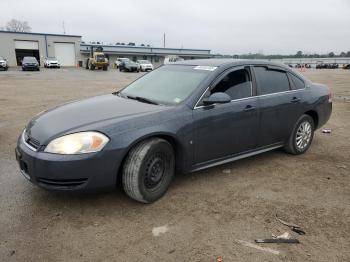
[296,121,312,150]
[144,153,166,190]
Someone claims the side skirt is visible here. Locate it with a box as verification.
[190,143,283,172]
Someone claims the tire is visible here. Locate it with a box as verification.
[122,138,175,203]
[119,67,122,72]
[284,114,314,155]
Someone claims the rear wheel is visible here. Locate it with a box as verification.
[122,138,175,203]
[284,114,314,155]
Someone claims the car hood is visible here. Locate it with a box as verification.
[26,94,166,145]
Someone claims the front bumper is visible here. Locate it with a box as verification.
[47,64,60,68]
[0,64,7,69]
[15,134,122,192]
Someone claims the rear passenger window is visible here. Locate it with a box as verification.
[289,73,305,89]
[254,67,290,95]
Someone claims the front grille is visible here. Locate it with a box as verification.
[37,178,88,188]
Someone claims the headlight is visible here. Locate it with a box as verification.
[44,132,109,154]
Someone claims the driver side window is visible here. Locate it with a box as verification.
[210,68,252,100]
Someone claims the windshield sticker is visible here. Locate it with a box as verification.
[174,98,182,103]
[193,66,217,71]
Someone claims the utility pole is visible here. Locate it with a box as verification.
[163,33,166,48]
[62,21,66,35]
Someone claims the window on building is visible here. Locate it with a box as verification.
[254,67,290,95]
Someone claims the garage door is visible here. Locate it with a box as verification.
[54,43,76,66]
[15,40,39,50]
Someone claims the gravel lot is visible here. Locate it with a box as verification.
[0,67,349,262]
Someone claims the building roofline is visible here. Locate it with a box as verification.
[80,43,210,52]
[0,30,81,38]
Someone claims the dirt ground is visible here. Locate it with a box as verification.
[0,67,349,262]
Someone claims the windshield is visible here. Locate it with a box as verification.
[23,57,37,63]
[0,56,4,60]
[120,65,211,105]
[47,57,56,60]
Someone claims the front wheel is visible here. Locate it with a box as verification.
[122,138,175,203]
[284,115,314,155]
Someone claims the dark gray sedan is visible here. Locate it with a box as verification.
[16,59,332,203]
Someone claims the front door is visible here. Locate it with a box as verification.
[193,66,259,165]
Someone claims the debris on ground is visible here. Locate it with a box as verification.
[336,164,347,169]
[275,214,306,235]
[222,169,231,174]
[255,238,300,244]
[236,240,280,255]
[272,232,290,239]
[9,250,16,256]
[216,256,223,262]
[322,128,332,134]
[152,225,169,236]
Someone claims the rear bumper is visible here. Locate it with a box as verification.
[15,135,123,192]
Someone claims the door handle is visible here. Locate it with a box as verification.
[291,97,301,103]
[244,105,256,112]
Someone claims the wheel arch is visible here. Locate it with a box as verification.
[304,110,319,129]
[115,132,186,186]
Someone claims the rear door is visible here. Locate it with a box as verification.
[253,66,305,147]
[193,66,259,164]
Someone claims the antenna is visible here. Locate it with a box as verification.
[163,33,166,48]
[62,21,66,35]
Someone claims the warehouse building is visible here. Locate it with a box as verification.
[0,31,81,66]
[80,43,212,67]
[0,31,212,67]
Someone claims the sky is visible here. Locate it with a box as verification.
[1,0,349,55]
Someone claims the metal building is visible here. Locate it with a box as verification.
[0,31,81,66]
[80,43,212,68]
[0,31,212,68]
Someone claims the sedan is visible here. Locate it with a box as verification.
[119,60,140,72]
[16,59,332,203]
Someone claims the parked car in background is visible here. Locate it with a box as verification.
[164,55,184,64]
[0,56,8,71]
[44,57,60,68]
[343,64,350,69]
[16,59,332,203]
[119,60,140,72]
[137,60,154,71]
[114,58,130,69]
[22,57,40,71]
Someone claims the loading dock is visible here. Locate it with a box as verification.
[54,42,76,66]
[14,40,40,65]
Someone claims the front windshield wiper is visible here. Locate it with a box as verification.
[113,92,159,105]
[130,96,159,105]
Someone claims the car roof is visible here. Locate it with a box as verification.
[173,58,290,69]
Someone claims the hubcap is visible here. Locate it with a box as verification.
[144,154,165,189]
[296,121,312,150]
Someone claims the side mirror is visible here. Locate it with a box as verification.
[202,92,231,106]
